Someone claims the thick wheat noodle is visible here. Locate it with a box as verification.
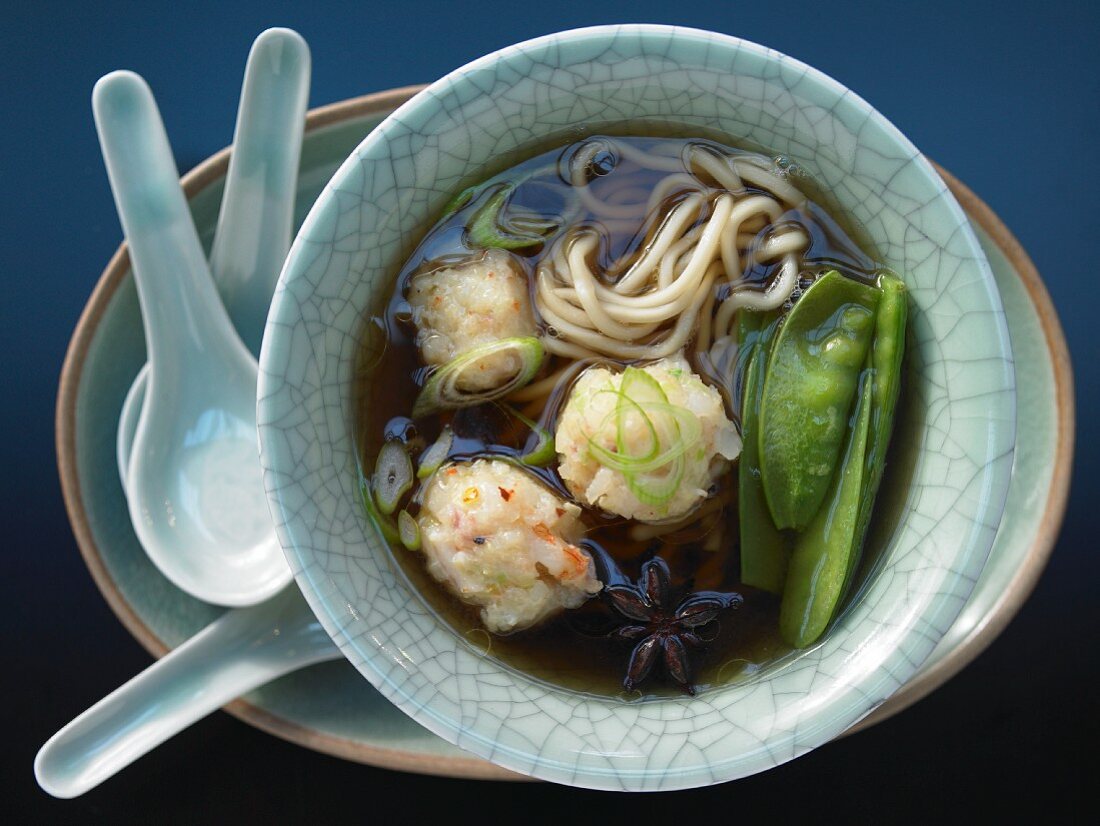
[546,259,713,325]
[533,139,804,360]
[755,228,809,261]
[639,194,733,302]
[690,143,807,206]
[540,264,720,360]
[508,362,573,402]
[538,263,663,337]
[539,334,600,360]
[695,276,718,356]
[520,398,545,420]
[711,252,801,339]
[536,271,611,329]
[566,234,652,339]
[613,193,705,292]
[733,158,807,206]
[689,146,745,192]
[719,195,785,280]
[508,358,592,403]
[613,139,686,172]
[645,173,710,215]
[542,194,731,320]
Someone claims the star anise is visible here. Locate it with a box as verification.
[603,556,742,696]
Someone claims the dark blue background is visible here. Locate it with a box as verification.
[4,1,1096,821]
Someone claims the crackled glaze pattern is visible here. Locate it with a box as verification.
[258,26,1015,790]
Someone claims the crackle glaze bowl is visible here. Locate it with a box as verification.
[257,25,1016,790]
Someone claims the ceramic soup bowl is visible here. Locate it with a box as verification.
[257,25,1015,790]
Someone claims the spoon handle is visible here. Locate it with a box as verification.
[92,71,247,372]
[210,28,311,356]
[34,587,340,799]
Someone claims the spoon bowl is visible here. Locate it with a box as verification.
[128,344,285,604]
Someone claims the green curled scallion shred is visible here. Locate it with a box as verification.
[467,183,559,251]
[412,337,545,418]
[372,441,413,515]
[500,404,556,467]
[588,403,701,474]
[417,426,454,479]
[439,185,477,221]
[397,509,421,552]
[359,476,400,544]
[583,367,704,508]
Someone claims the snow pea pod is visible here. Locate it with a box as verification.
[738,310,789,593]
[759,271,879,530]
[839,272,908,597]
[779,370,873,647]
[859,272,907,527]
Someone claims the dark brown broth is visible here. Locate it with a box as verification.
[356,135,897,698]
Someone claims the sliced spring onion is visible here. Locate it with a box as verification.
[417,426,454,479]
[628,454,687,507]
[521,427,555,467]
[584,367,704,509]
[588,403,702,474]
[372,441,413,515]
[618,368,665,462]
[397,509,421,552]
[439,185,477,221]
[500,404,556,467]
[412,336,545,418]
[359,477,400,544]
[468,183,559,250]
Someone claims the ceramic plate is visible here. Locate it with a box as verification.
[56,88,1071,780]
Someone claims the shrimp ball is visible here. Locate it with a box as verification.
[408,249,537,391]
[555,354,741,523]
[416,459,602,634]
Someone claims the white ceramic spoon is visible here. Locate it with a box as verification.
[116,28,310,494]
[35,586,341,798]
[94,71,290,606]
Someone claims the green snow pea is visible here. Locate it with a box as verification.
[759,271,879,531]
[839,272,908,597]
[779,369,874,647]
[738,310,790,593]
[858,273,907,529]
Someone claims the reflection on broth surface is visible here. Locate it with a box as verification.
[355,134,909,697]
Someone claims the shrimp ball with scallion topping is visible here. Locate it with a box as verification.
[408,249,538,392]
[416,459,602,633]
[555,355,741,523]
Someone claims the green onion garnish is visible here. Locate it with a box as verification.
[412,336,545,418]
[584,368,703,509]
[359,476,399,544]
[397,509,421,552]
[501,404,556,467]
[417,426,454,479]
[467,183,559,251]
[372,441,414,515]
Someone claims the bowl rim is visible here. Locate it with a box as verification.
[57,96,1071,783]
[258,25,1019,788]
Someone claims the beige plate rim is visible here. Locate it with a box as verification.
[55,85,1074,782]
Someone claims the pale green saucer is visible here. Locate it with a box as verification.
[57,87,1071,781]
